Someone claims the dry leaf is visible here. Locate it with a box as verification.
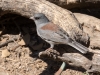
[1,38,7,43]
[1,49,10,57]
[18,39,26,45]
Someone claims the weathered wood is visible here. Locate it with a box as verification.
[0,0,89,44]
[39,48,100,72]
[74,13,100,49]
[47,0,100,9]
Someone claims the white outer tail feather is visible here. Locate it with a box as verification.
[68,41,88,54]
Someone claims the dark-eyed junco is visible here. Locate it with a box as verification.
[30,13,88,54]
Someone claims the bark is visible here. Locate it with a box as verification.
[47,0,100,9]
[39,48,100,72]
[74,13,100,49]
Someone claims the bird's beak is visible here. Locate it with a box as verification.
[30,16,34,20]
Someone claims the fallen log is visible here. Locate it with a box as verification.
[47,0,100,9]
[39,48,100,72]
[0,0,89,44]
[74,13,100,49]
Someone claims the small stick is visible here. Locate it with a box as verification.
[0,37,18,48]
[55,62,66,75]
[10,45,20,51]
[0,39,13,48]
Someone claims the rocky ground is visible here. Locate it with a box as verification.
[0,9,100,75]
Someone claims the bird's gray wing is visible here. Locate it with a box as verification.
[37,24,71,44]
[39,28,88,54]
[38,22,88,54]
[56,28,89,54]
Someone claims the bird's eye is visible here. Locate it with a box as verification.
[35,17,40,20]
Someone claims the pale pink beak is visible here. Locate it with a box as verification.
[30,16,34,20]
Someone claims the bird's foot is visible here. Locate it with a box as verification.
[48,47,53,50]
[39,48,60,60]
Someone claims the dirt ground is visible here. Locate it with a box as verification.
[0,8,100,75]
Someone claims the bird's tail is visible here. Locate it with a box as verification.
[68,41,89,54]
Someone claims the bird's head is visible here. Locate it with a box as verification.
[30,13,50,27]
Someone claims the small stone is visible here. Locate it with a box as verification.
[1,49,10,57]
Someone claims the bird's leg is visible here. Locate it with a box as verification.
[50,43,54,49]
[45,40,54,49]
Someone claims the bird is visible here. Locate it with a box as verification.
[30,13,89,54]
